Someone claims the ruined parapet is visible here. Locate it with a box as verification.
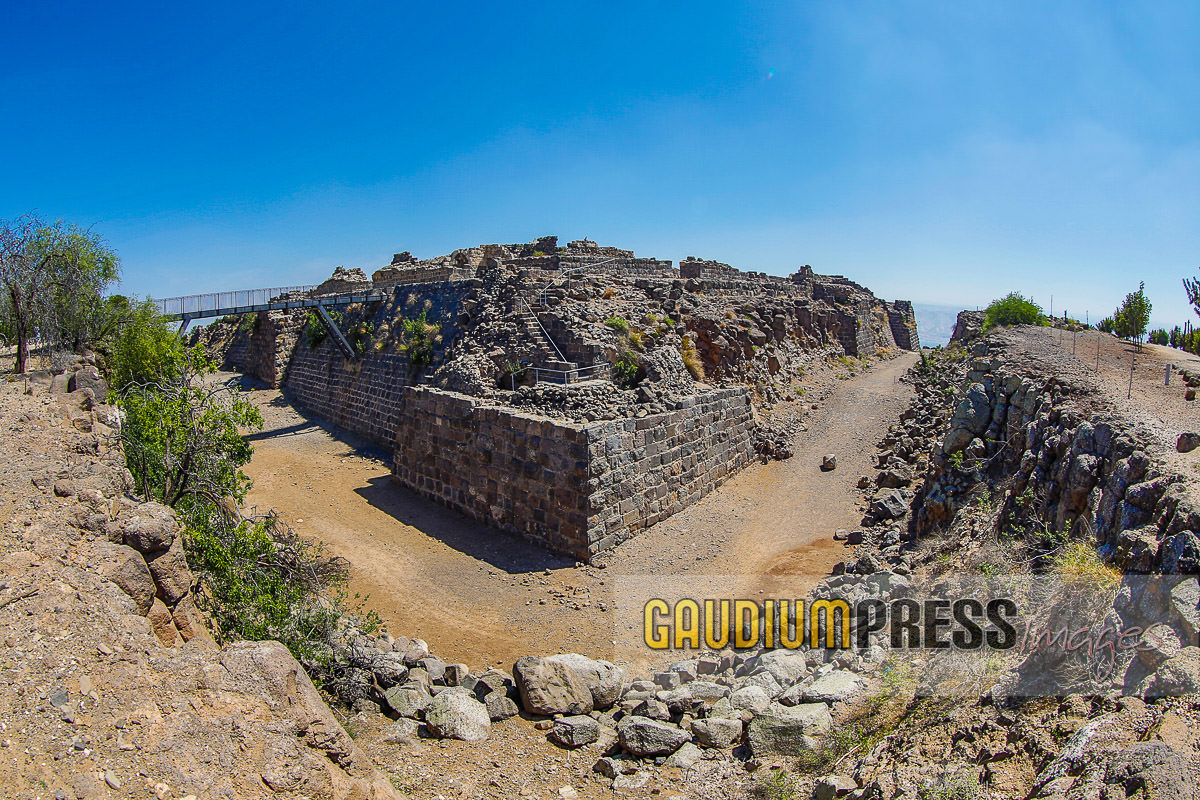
[313,265,370,295]
[564,238,633,258]
[392,385,755,561]
[950,310,985,345]
[680,256,741,280]
[887,300,921,351]
[373,263,475,287]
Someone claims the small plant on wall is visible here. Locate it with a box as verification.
[399,311,439,367]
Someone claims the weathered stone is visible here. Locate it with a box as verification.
[616,717,690,756]
[1169,577,1199,645]
[369,652,409,689]
[821,454,837,471]
[691,716,742,748]
[549,715,601,748]
[146,598,182,648]
[424,688,490,741]
[546,653,626,709]
[97,542,156,614]
[483,690,519,721]
[871,489,908,520]
[757,649,810,686]
[1177,432,1200,453]
[1148,647,1200,697]
[729,685,771,713]
[747,702,832,755]
[383,685,431,718]
[814,775,857,800]
[145,536,192,605]
[801,671,864,704]
[1102,742,1195,800]
[121,503,178,554]
[68,366,108,403]
[513,656,594,716]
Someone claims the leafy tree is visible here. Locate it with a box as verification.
[108,298,189,391]
[0,214,120,372]
[1098,317,1116,334]
[1183,272,1200,319]
[114,325,376,669]
[118,349,262,509]
[1113,282,1151,346]
[982,292,1047,330]
[1149,329,1169,346]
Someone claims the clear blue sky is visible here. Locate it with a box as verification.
[3,1,1198,329]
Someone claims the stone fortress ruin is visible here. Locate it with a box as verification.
[198,236,919,561]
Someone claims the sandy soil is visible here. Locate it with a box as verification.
[240,352,918,670]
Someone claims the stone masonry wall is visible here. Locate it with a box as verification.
[280,281,471,447]
[584,387,755,553]
[392,388,592,557]
[391,386,756,560]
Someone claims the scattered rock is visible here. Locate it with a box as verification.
[550,715,601,748]
[424,688,491,741]
[616,716,690,756]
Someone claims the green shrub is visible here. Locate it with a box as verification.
[116,348,376,670]
[304,310,334,348]
[1149,328,1169,345]
[983,292,1046,330]
[755,769,798,800]
[604,315,629,331]
[107,299,190,391]
[399,311,438,367]
[612,349,642,387]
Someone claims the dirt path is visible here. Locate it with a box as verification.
[241,352,918,668]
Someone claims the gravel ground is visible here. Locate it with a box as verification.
[990,326,1200,489]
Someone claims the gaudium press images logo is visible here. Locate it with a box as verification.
[640,596,1019,651]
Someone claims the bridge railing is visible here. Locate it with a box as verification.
[154,286,317,319]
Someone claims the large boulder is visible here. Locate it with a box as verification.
[871,489,909,520]
[145,536,192,605]
[513,656,594,716]
[545,653,627,710]
[68,366,108,403]
[424,688,490,741]
[691,717,742,748]
[121,503,178,554]
[756,649,810,686]
[383,685,431,719]
[747,702,832,756]
[97,542,156,614]
[801,671,864,704]
[616,717,690,757]
[1168,577,1199,645]
[1102,742,1196,800]
[1148,648,1200,697]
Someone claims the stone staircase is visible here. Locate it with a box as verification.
[514,306,579,383]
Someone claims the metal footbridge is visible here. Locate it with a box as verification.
[153,285,389,359]
[153,285,389,323]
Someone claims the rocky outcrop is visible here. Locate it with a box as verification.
[2,372,401,800]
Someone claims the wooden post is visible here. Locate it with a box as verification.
[1129,355,1135,399]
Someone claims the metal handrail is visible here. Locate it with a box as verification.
[153,285,317,319]
[518,296,569,365]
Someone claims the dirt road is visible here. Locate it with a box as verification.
[242,352,918,667]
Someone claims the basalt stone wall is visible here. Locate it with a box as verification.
[584,387,755,553]
[391,386,756,560]
[887,301,920,351]
[280,281,471,447]
[392,388,593,558]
